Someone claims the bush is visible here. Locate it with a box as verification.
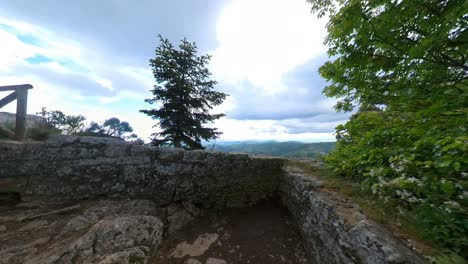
[0,121,15,139]
[26,125,61,141]
[325,110,468,256]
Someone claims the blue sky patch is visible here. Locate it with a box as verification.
[26,54,52,64]
[57,59,89,73]
[0,23,16,33]
[16,33,42,46]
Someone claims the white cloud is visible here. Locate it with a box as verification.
[211,0,327,94]
[0,1,343,143]
[204,0,343,141]
[215,117,335,142]
[0,18,155,139]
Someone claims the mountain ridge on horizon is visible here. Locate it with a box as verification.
[211,140,335,159]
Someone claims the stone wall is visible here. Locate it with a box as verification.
[0,136,283,207]
[280,171,426,264]
[0,136,427,263]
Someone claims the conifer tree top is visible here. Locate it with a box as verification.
[140,35,227,149]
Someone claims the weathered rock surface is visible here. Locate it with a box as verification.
[281,171,427,264]
[206,257,227,264]
[0,199,164,264]
[23,215,163,264]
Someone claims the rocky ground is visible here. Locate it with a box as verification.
[0,198,310,264]
[154,200,309,264]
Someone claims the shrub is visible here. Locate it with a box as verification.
[26,125,61,141]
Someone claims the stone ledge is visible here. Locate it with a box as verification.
[281,171,427,264]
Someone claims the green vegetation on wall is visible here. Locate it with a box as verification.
[307,0,468,257]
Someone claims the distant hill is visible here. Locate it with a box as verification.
[212,141,335,159]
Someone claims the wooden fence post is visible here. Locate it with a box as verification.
[0,84,33,141]
[15,88,28,140]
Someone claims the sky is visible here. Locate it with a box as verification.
[0,0,350,142]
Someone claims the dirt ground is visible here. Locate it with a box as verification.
[153,200,311,264]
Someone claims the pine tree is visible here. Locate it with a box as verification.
[140,36,227,149]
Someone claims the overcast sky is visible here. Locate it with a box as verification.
[0,0,350,142]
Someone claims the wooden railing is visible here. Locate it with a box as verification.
[0,84,33,140]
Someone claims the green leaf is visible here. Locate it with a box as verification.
[440,182,455,196]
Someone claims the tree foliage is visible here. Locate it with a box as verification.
[308,0,468,255]
[84,117,137,140]
[140,36,227,149]
[37,107,86,135]
[38,108,137,140]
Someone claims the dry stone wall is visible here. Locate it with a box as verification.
[0,136,427,263]
[281,171,426,264]
[0,136,283,207]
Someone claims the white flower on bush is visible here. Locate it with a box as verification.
[460,191,468,199]
[367,167,384,177]
[441,200,462,213]
[389,155,411,173]
[444,200,461,208]
[396,189,413,198]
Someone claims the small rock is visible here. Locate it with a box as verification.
[19,220,48,232]
[167,204,181,216]
[183,202,201,216]
[168,210,194,233]
[170,233,219,258]
[0,225,6,232]
[97,247,149,264]
[61,215,91,234]
[185,258,202,264]
[220,232,230,240]
[206,257,227,264]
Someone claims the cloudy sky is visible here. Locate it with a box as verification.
[0,0,350,142]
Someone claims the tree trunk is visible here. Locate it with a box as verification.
[174,134,181,148]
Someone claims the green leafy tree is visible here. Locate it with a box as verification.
[308,0,468,256]
[37,107,86,135]
[140,35,227,149]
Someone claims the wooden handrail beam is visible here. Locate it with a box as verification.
[0,92,17,109]
[0,84,33,92]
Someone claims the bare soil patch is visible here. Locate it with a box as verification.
[154,199,310,264]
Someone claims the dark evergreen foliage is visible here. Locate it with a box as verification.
[141,36,227,149]
[84,118,137,140]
